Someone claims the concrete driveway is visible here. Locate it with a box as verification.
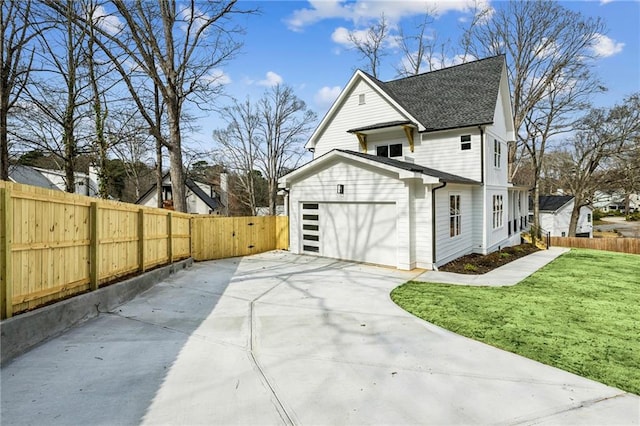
[596,216,640,238]
[2,251,638,425]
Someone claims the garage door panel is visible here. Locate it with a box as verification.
[318,203,397,267]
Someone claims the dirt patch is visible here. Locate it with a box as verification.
[439,244,540,275]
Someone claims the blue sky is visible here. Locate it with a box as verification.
[191,0,640,149]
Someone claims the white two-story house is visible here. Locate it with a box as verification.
[279,55,529,270]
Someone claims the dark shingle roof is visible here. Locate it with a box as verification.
[338,150,479,185]
[9,165,60,190]
[368,55,505,132]
[136,173,221,211]
[535,195,574,212]
[186,179,220,211]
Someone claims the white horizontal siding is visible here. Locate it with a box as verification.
[434,184,474,266]
[314,79,407,158]
[288,160,413,269]
[414,129,482,182]
[484,129,508,187]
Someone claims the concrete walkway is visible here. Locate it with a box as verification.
[1,251,638,425]
[416,247,570,286]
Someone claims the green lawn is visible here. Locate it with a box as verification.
[391,249,640,395]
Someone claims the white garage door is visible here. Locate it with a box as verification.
[301,202,397,267]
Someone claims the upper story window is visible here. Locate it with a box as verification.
[450,194,461,237]
[358,93,366,105]
[377,143,402,158]
[494,139,501,168]
[461,135,471,150]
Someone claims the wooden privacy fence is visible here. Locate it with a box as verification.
[551,237,640,255]
[0,181,289,319]
[192,215,289,261]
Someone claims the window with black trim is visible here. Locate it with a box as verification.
[461,135,471,150]
[494,139,501,168]
[492,195,503,229]
[376,143,402,158]
[450,195,461,237]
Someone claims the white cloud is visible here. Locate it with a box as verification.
[206,69,231,85]
[331,25,401,49]
[314,86,342,108]
[592,33,624,57]
[600,0,614,4]
[92,5,123,35]
[257,71,283,87]
[286,0,491,31]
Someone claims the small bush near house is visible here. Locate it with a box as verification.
[439,244,539,274]
[463,263,478,272]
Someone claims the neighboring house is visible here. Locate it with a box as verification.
[136,174,223,215]
[8,164,99,196]
[256,206,286,216]
[593,190,638,213]
[279,55,529,270]
[533,195,593,238]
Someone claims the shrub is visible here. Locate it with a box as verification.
[626,213,640,222]
[463,263,478,272]
[500,252,511,259]
[593,209,606,221]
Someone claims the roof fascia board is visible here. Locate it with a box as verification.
[500,61,516,141]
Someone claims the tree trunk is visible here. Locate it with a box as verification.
[167,98,187,213]
[0,96,8,180]
[156,139,163,208]
[567,201,581,237]
[268,178,277,216]
[168,144,186,212]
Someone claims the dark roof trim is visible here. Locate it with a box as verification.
[136,173,221,210]
[338,150,479,185]
[347,120,415,133]
[420,121,495,133]
[186,179,220,210]
[534,195,575,212]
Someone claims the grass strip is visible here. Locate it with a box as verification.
[391,249,640,395]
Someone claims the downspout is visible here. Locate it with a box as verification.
[431,181,447,270]
[479,125,487,253]
[479,126,485,185]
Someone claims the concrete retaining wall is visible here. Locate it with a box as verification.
[0,258,193,365]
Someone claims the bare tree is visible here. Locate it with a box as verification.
[213,85,315,216]
[70,0,253,212]
[552,94,640,235]
[258,84,316,215]
[395,10,452,76]
[1,0,39,180]
[213,98,262,215]
[19,0,93,192]
[464,0,606,228]
[348,13,389,78]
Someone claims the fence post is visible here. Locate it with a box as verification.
[189,216,194,260]
[139,208,146,272]
[167,212,173,263]
[89,202,100,291]
[1,185,13,319]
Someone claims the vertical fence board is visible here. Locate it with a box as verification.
[1,185,13,318]
[90,202,99,291]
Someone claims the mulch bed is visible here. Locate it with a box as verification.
[439,244,540,275]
